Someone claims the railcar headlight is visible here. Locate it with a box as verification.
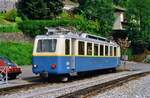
[33,64,37,68]
[51,64,57,69]
[8,66,12,69]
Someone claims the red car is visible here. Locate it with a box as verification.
[0,56,21,79]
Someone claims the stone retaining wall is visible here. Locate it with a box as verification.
[0,33,33,43]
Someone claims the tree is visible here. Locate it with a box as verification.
[113,0,129,7]
[78,0,87,9]
[126,0,150,52]
[47,0,64,17]
[117,37,131,55]
[79,0,114,36]
[17,0,64,19]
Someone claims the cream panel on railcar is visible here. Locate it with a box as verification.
[57,38,65,55]
[117,46,121,57]
[33,36,62,55]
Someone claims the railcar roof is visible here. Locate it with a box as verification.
[36,32,105,40]
[35,33,118,46]
[36,33,105,42]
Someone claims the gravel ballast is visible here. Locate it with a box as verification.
[92,74,150,98]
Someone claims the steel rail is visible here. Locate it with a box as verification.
[19,70,150,98]
[1,70,150,98]
[0,77,44,95]
[59,70,150,98]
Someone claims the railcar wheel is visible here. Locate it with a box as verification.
[39,72,49,79]
[61,76,69,82]
[110,68,117,72]
[9,75,17,79]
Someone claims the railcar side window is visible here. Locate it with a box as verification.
[87,43,92,55]
[94,44,98,56]
[37,39,57,52]
[78,41,85,55]
[65,39,70,55]
[110,46,113,56]
[114,47,117,56]
[105,45,108,56]
[100,45,104,56]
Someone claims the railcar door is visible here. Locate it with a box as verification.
[70,38,77,76]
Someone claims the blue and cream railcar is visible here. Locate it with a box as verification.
[32,28,121,78]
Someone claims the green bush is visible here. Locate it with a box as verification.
[15,17,23,23]
[4,9,17,22]
[0,42,33,65]
[18,15,100,37]
[131,40,147,54]
[126,48,134,60]
[146,40,150,51]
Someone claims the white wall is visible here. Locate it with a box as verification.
[113,12,124,30]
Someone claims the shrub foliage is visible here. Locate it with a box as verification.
[0,42,32,65]
[18,15,100,37]
[4,9,17,22]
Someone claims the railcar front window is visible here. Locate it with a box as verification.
[37,39,57,52]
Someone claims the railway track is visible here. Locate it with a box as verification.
[59,71,150,98]
[0,77,48,95]
[0,69,118,95]
[0,70,115,95]
[1,70,150,98]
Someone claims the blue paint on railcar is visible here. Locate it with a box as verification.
[75,56,120,72]
[32,56,71,74]
[32,56,120,75]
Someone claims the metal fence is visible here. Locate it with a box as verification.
[143,55,150,63]
[0,66,8,84]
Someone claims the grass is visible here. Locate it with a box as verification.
[0,13,5,19]
[0,14,12,25]
[0,18,12,25]
[0,41,33,65]
[0,23,21,33]
[0,13,21,33]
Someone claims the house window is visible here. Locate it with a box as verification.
[78,41,85,55]
[87,43,92,55]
